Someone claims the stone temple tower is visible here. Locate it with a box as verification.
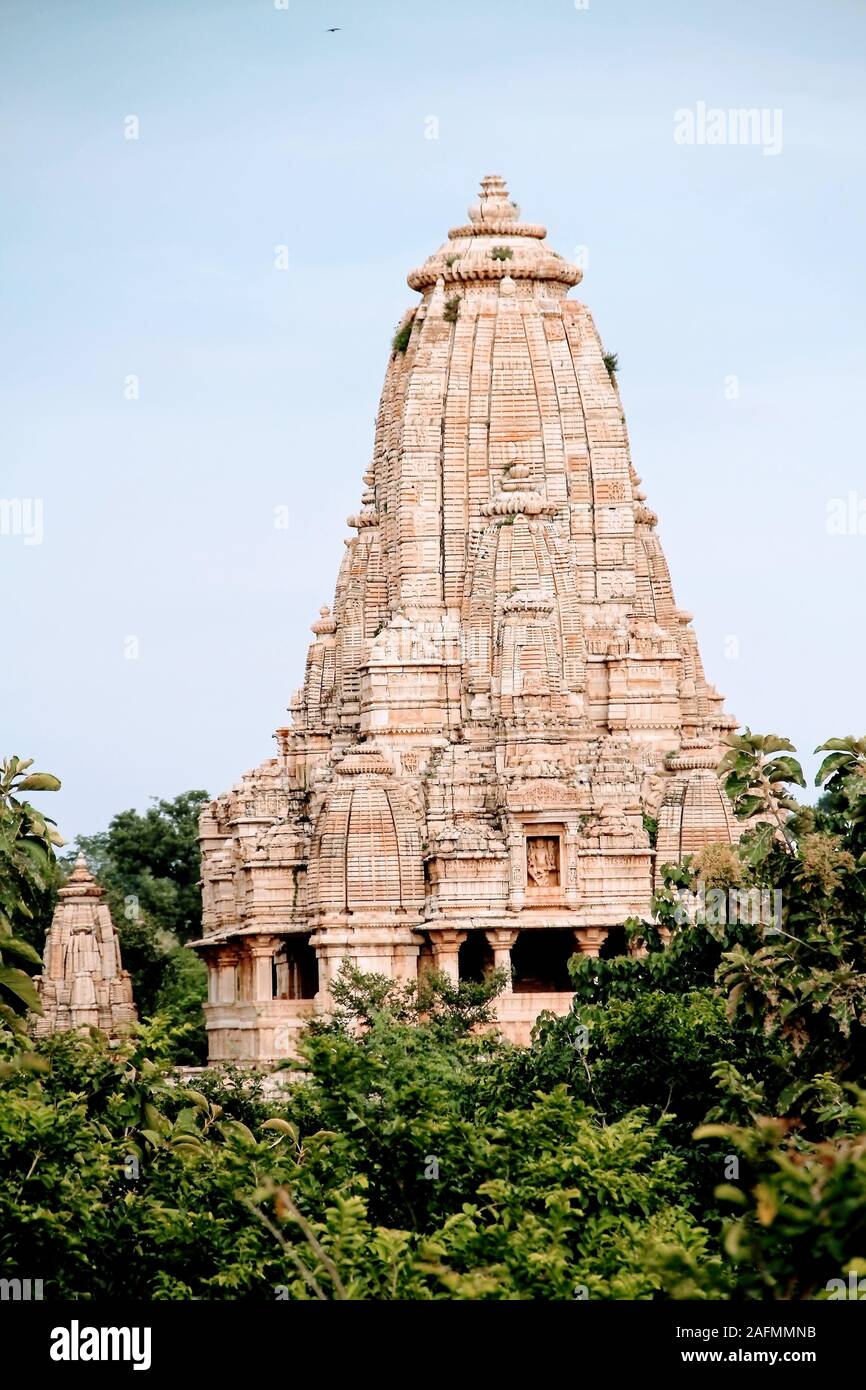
[33,854,137,1038]
[193,176,739,1061]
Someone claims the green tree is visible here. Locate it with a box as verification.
[151,948,208,1066]
[695,1106,866,1300]
[0,757,62,1032]
[70,790,209,943]
[3,734,866,1300]
[0,982,724,1300]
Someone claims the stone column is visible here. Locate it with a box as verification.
[216,948,240,1004]
[484,928,519,992]
[205,952,219,1004]
[429,928,467,985]
[574,927,606,958]
[248,937,280,1002]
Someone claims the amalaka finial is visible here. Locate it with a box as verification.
[311,605,337,637]
[469,173,520,225]
[59,852,102,900]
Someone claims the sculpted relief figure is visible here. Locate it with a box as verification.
[527,837,560,887]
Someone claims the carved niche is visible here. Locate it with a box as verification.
[525,830,563,903]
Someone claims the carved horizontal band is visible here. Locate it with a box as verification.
[407,261,583,290]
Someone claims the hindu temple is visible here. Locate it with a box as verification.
[192,176,738,1061]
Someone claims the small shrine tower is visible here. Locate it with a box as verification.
[33,854,137,1038]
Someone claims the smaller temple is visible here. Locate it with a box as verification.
[33,854,137,1038]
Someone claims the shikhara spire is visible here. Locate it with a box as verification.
[33,854,137,1038]
[194,176,739,1062]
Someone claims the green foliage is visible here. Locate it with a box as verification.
[602,350,619,381]
[392,320,413,353]
[814,735,866,789]
[489,246,513,261]
[0,987,722,1300]
[567,730,866,1231]
[0,757,62,1032]
[4,729,866,1300]
[518,986,756,1211]
[696,1104,866,1299]
[0,1027,292,1299]
[152,949,208,1065]
[718,729,805,842]
[443,296,460,323]
[814,736,866,858]
[190,1062,277,1130]
[711,734,866,1092]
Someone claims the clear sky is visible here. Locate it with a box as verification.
[2,0,864,839]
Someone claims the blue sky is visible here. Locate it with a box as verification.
[2,0,864,837]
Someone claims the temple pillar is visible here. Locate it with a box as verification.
[216,948,241,1004]
[484,928,519,992]
[310,924,422,1009]
[574,927,607,958]
[204,949,222,1004]
[248,936,280,1002]
[429,929,467,985]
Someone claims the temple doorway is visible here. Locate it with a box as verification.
[511,929,576,992]
[273,934,319,1000]
[458,932,495,984]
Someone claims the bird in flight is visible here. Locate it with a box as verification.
[326,27,341,32]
